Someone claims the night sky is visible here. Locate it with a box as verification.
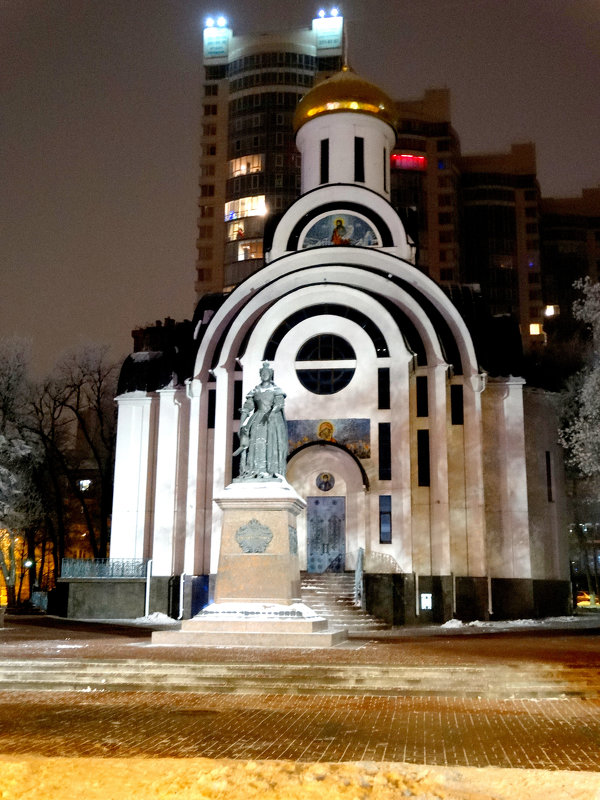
[3,0,599,375]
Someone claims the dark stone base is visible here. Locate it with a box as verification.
[363,575,571,625]
[52,575,210,620]
[455,577,489,622]
[490,578,535,619]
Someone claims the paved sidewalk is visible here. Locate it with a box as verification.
[1,614,600,775]
[1,689,600,771]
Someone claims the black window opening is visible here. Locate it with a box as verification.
[233,380,243,420]
[378,368,390,410]
[296,334,356,395]
[320,138,329,184]
[354,136,365,182]
[450,384,464,425]
[379,422,391,480]
[546,450,553,502]
[417,429,430,487]
[416,376,428,417]
[379,495,392,543]
[383,147,387,192]
[207,388,216,429]
[232,432,241,480]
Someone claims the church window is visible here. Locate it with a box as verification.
[295,334,355,395]
[354,137,365,182]
[207,389,216,429]
[383,148,387,192]
[378,368,390,410]
[450,385,464,425]
[416,376,428,417]
[417,430,430,486]
[379,496,392,543]
[378,423,391,480]
[233,381,242,420]
[320,139,329,184]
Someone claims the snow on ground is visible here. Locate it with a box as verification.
[1,756,599,800]
[441,616,581,629]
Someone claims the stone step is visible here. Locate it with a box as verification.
[300,572,387,633]
[0,658,598,699]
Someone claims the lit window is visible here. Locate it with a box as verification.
[237,240,263,261]
[224,195,267,221]
[79,479,92,492]
[529,323,542,336]
[544,305,559,317]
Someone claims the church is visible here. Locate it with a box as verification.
[107,67,570,624]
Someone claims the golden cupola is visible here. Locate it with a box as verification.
[293,65,397,135]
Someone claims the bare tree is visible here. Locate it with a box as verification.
[30,345,119,563]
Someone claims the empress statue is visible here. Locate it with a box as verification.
[234,362,288,480]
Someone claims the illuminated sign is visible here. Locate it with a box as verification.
[312,14,343,49]
[391,153,427,171]
[203,23,231,58]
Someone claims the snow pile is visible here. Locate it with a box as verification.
[441,616,580,629]
[133,612,178,625]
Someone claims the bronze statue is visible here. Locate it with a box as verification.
[234,362,288,480]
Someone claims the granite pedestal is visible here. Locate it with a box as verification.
[153,479,346,648]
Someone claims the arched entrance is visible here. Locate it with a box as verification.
[287,443,368,573]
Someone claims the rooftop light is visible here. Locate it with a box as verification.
[331,7,339,15]
[205,16,215,27]
[216,15,227,27]
[318,9,326,17]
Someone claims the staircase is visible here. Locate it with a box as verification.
[1,658,598,698]
[300,571,389,634]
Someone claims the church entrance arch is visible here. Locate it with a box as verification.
[287,443,367,573]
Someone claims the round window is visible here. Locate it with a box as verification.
[295,334,355,395]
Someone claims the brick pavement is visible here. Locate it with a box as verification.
[1,690,599,771]
[2,616,600,776]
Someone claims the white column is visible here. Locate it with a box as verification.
[483,377,531,579]
[463,374,487,575]
[389,353,413,573]
[210,366,235,574]
[151,386,187,576]
[429,365,451,575]
[184,378,211,576]
[110,392,157,560]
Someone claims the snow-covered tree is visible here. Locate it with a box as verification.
[559,278,600,476]
[0,339,42,606]
[559,278,600,600]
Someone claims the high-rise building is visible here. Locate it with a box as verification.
[541,187,600,326]
[196,12,344,296]
[458,143,542,346]
[391,89,461,285]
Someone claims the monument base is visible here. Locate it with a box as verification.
[152,479,347,648]
[152,601,347,648]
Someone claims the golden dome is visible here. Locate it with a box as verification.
[293,66,397,134]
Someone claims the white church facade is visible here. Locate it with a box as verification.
[106,68,569,624]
